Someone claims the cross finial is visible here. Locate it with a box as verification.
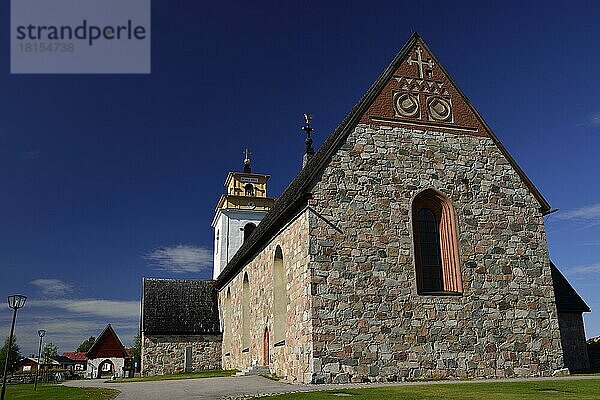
[301,113,315,153]
[301,114,315,168]
[243,148,251,173]
[407,46,434,79]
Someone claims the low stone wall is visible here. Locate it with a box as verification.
[558,312,589,371]
[6,371,60,384]
[142,333,222,376]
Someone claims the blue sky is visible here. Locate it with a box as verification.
[1,1,599,356]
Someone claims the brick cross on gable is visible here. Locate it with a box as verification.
[407,46,434,79]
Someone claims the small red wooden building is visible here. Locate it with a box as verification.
[86,324,131,378]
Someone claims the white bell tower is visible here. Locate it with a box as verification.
[211,150,275,280]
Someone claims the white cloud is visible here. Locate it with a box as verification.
[556,203,600,221]
[588,111,600,127]
[20,150,41,161]
[144,244,212,273]
[552,203,600,230]
[0,298,140,355]
[30,279,73,297]
[29,298,140,319]
[565,262,600,275]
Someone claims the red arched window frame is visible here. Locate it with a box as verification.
[412,189,462,294]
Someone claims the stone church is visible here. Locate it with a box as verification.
[141,33,590,383]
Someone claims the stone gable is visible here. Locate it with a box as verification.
[306,124,563,382]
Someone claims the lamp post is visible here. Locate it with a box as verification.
[33,329,45,391]
[1,295,27,400]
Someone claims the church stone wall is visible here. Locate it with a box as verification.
[558,312,589,372]
[306,124,564,383]
[142,333,222,376]
[220,211,313,383]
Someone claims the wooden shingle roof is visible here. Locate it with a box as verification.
[142,278,220,335]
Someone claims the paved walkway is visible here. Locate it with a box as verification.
[63,374,600,400]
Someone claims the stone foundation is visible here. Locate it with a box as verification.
[142,333,222,376]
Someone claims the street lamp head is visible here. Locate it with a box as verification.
[38,329,46,338]
[7,295,27,310]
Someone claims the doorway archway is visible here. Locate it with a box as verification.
[97,359,114,378]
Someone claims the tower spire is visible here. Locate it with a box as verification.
[301,113,315,167]
[243,148,251,173]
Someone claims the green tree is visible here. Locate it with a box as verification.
[76,336,95,352]
[0,336,22,373]
[131,332,141,371]
[41,342,58,364]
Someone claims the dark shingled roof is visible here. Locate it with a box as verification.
[215,32,552,289]
[142,278,220,335]
[551,262,591,313]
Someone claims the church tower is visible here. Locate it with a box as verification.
[211,150,275,279]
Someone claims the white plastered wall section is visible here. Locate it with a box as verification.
[212,209,268,280]
[86,357,125,379]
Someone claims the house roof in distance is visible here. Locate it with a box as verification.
[142,278,220,335]
[215,32,552,289]
[18,357,60,366]
[55,355,79,364]
[62,351,88,361]
[551,261,590,313]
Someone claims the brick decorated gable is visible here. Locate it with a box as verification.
[359,38,490,137]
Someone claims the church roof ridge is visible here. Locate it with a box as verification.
[143,277,216,283]
[215,33,552,289]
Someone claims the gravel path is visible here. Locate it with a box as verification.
[62,374,600,400]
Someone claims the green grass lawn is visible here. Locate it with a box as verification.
[5,383,118,400]
[107,369,237,383]
[259,379,600,400]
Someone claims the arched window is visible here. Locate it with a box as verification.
[412,189,462,294]
[244,184,255,197]
[272,246,287,344]
[224,288,232,354]
[241,272,250,350]
[243,223,256,243]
